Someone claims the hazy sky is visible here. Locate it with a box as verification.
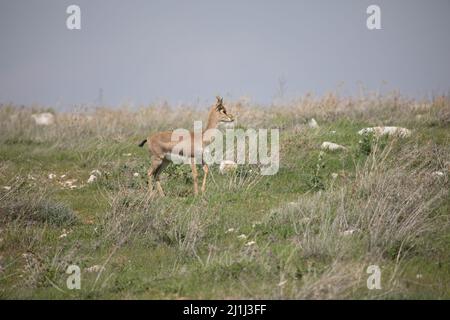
[1,0,449,108]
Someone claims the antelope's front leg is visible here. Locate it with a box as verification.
[190,159,199,195]
[201,164,209,194]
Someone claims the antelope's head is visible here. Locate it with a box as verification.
[213,96,234,123]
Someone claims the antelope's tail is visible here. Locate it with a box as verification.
[138,139,148,147]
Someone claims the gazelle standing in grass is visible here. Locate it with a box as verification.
[138,96,234,196]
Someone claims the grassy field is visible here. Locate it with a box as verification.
[0,93,449,299]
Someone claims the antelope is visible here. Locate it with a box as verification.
[138,96,234,196]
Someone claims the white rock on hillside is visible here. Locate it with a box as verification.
[321,141,346,151]
[219,160,238,174]
[31,113,55,126]
[61,179,78,189]
[87,175,97,183]
[90,169,101,176]
[308,118,319,129]
[432,171,445,178]
[342,229,359,236]
[358,126,411,138]
[85,265,104,273]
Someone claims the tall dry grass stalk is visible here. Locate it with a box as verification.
[1,92,448,148]
[99,186,214,253]
[264,141,448,298]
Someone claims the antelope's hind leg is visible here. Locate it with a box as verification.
[154,158,169,197]
[147,157,167,196]
[201,163,209,194]
[190,159,199,196]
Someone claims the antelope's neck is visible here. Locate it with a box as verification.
[202,109,218,146]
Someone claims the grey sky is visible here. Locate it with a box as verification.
[1,0,449,108]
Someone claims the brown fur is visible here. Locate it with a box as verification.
[140,96,234,196]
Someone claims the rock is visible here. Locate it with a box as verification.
[133,172,140,177]
[48,173,56,180]
[252,221,262,228]
[225,228,235,234]
[87,170,101,183]
[358,126,411,138]
[308,118,319,128]
[245,241,256,246]
[321,141,346,151]
[237,234,247,240]
[331,173,338,179]
[31,113,55,126]
[432,171,445,177]
[85,265,104,273]
[90,169,101,176]
[219,160,238,174]
[61,179,77,188]
[2,186,11,191]
[342,229,359,236]
[59,232,68,239]
[277,280,287,287]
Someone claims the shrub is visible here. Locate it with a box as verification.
[0,182,78,226]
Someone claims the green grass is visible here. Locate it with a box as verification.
[0,96,449,299]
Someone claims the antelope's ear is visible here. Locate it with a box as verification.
[216,96,223,104]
